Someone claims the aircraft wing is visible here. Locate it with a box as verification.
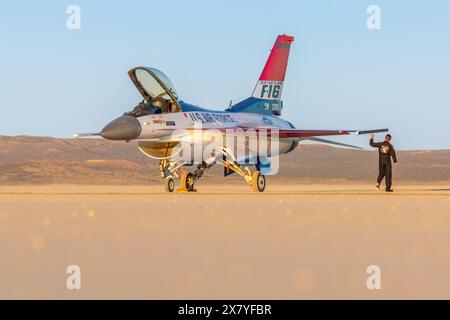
[276,128,389,139]
[134,128,388,143]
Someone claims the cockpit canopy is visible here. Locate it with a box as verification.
[127,67,182,116]
[131,67,178,101]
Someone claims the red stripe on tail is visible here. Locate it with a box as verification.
[259,35,294,82]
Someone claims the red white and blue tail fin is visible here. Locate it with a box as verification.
[227,34,294,116]
[252,34,294,100]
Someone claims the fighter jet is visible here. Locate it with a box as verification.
[77,35,387,192]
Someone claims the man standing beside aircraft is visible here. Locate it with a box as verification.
[370,133,398,192]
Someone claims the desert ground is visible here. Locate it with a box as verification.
[0,136,449,299]
[0,184,450,299]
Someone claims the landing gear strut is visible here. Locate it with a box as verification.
[177,162,214,192]
[159,154,267,193]
[221,148,267,192]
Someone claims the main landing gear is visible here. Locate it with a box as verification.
[159,153,267,193]
[251,171,266,192]
[221,147,266,193]
[179,171,195,192]
[177,161,214,192]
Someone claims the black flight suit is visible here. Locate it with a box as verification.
[370,138,397,190]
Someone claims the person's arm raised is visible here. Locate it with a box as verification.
[369,133,381,147]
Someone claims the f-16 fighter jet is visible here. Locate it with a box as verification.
[77,35,387,192]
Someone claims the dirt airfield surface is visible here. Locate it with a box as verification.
[1,183,450,299]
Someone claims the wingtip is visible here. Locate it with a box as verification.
[356,128,389,135]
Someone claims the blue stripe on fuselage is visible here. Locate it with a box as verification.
[179,101,228,113]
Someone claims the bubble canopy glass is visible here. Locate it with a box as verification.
[128,67,178,102]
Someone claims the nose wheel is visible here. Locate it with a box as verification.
[164,176,175,193]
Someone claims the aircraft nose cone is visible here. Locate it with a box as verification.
[101,115,142,140]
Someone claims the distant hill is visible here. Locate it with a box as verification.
[0,135,449,185]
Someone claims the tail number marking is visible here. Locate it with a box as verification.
[260,84,281,99]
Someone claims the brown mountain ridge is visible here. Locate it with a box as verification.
[0,135,449,185]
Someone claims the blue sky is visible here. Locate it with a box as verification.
[0,0,449,150]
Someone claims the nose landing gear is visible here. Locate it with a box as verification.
[164,176,175,192]
[160,159,185,193]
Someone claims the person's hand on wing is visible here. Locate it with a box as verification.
[370,133,375,139]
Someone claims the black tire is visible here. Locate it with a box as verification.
[164,177,175,193]
[180,171,194,191]
[251,171,266,192]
